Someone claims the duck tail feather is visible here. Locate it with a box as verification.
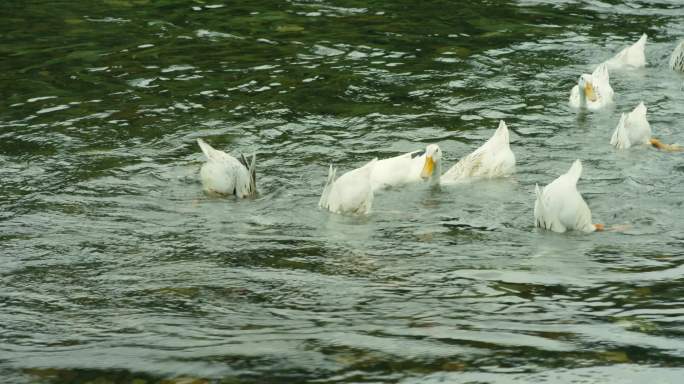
[248,153,257,196]
[611,113,629,149]
[319,164,336,208]
[636,33,647,48]
[495,120,510,145]
[567,159,583,184]
[197,138,217,160]
[592,62,609,84]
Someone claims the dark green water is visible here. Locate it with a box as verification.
[2,1,684,383]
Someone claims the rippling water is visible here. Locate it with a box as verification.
[2,1,684,383]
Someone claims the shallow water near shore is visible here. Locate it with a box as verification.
[2,1,684,383]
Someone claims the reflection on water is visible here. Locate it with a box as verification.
[2,0,684,383]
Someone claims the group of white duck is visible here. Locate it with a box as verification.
[196,36,684,233]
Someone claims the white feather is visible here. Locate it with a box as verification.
[319,159,377,215]
[610,102,651,149]
[605,34,647,70]
[370,144,442,191]
[670,41,684,72]
[534,160,596,233]
[197,138,255,198]
[442,120,516,184]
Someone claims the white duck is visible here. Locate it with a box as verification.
[534,160,603,233]
[611,102,682,151]
[605,33,647,70]
[670,41,684,72]
[610,102,651,149]
[569,62,614,110]
[370,144,442,191]
[319,159,377,215]
[197,138,256,198]
[441,120,515,184]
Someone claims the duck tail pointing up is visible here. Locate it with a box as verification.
[197,138,219,160]
[671,41,684,71]
[319,164,337,209]
[241,153,257,196]
[566,159,583,184]
[534,183,542,199]
[633,101,647,117]
[534,183,545,229]
[495,120,510,144]
[635,33,647,48]
[610,113,629,149]
[592,62,609,84]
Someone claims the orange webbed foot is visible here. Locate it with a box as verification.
[650,138,683,152]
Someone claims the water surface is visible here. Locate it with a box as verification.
[2,1,684,383]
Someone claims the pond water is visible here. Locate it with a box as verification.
[2,1,684,383]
